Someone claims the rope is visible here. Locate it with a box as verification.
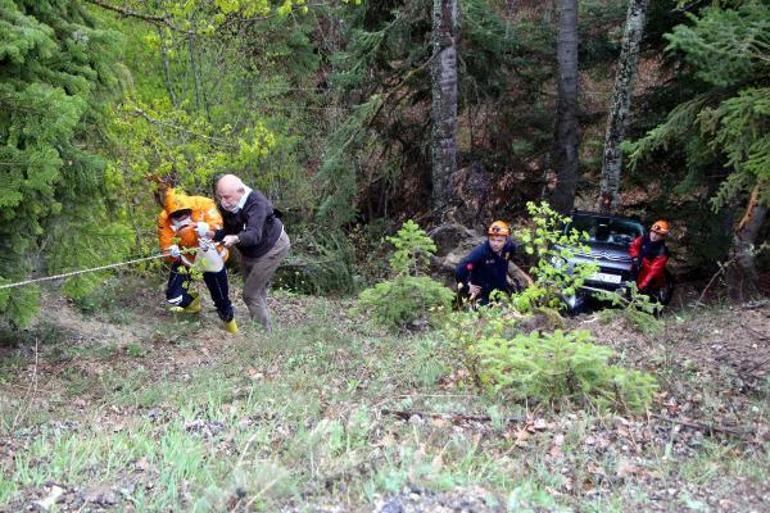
[0,253,169,291]
[0,238,227,291]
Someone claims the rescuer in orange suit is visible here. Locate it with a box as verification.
[628,220,671,299]
[157,187,237,334]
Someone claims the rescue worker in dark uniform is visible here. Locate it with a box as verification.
[455,221,520,305]
[628,220,671,302]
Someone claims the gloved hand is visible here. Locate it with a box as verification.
[168,244,181,258]
[223,234,240,248]
[196,222,209,237]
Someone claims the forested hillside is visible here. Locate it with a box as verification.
[1,1,768,512]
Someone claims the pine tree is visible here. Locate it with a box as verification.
[0,0,132,326]
[627,1,769,300]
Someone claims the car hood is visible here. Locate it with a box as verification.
[582,242,632,262]
[558,242,633,262]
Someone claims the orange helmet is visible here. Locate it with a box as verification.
[488,220,511,237]
[650,220,670,235]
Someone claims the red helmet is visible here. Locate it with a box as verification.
[488,220,511,237]
[651,220,670,235]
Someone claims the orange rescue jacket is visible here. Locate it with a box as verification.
[157,188,228,265]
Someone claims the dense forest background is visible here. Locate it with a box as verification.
[2,3,770,512]
[1,0,768,325]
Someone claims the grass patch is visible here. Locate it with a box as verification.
[1,290,768,511]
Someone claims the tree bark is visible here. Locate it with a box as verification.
[726,184,768,302]
[599,0,649,214]
[431,0,459,212]
[550,0,579,213]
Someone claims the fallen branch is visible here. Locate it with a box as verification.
[649,413,753,440]
[696,257,736,305]
[740,356,770,374]
[85,0,180,31]
[381,408,524,425]
[743,325,770,342]
[741,298,770,310]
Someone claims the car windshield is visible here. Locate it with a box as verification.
[567,215,643,247]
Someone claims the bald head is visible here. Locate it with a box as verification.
[216,174,247,212]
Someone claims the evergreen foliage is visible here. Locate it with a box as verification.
[386,219,437,276]
[0,0,132,326]
[445,305,657,412]
[626,1,770,209]
[315,95,382,227]
[355,220,453,332]
[471,329,658,413]
[2,0,764,325]
[596,282,664,335]
[274,232,357,295]
[320,1,566,226]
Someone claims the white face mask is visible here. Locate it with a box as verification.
[171,217,192,231]
[221,203,240,213]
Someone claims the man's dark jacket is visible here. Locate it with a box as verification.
[455,239,517,303]
[214,189,283,259]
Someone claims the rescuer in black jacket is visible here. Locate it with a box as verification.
[455,221,520,305]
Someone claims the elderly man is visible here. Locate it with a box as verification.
[206,174,290,331]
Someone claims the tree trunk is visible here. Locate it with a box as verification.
[550,0,579,213]
[157,26,178,108]
[431,0,459,212]
[599,0,649,214]
[188,32,204,115]
[726,184,768,302]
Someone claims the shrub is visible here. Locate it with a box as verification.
[441,202,657,412]
[512,201,598,312]
[354,220,453,331]
[596,282,664,335]
[445,307,657,413]
[357,275,454,331]
[274,230,356,295]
